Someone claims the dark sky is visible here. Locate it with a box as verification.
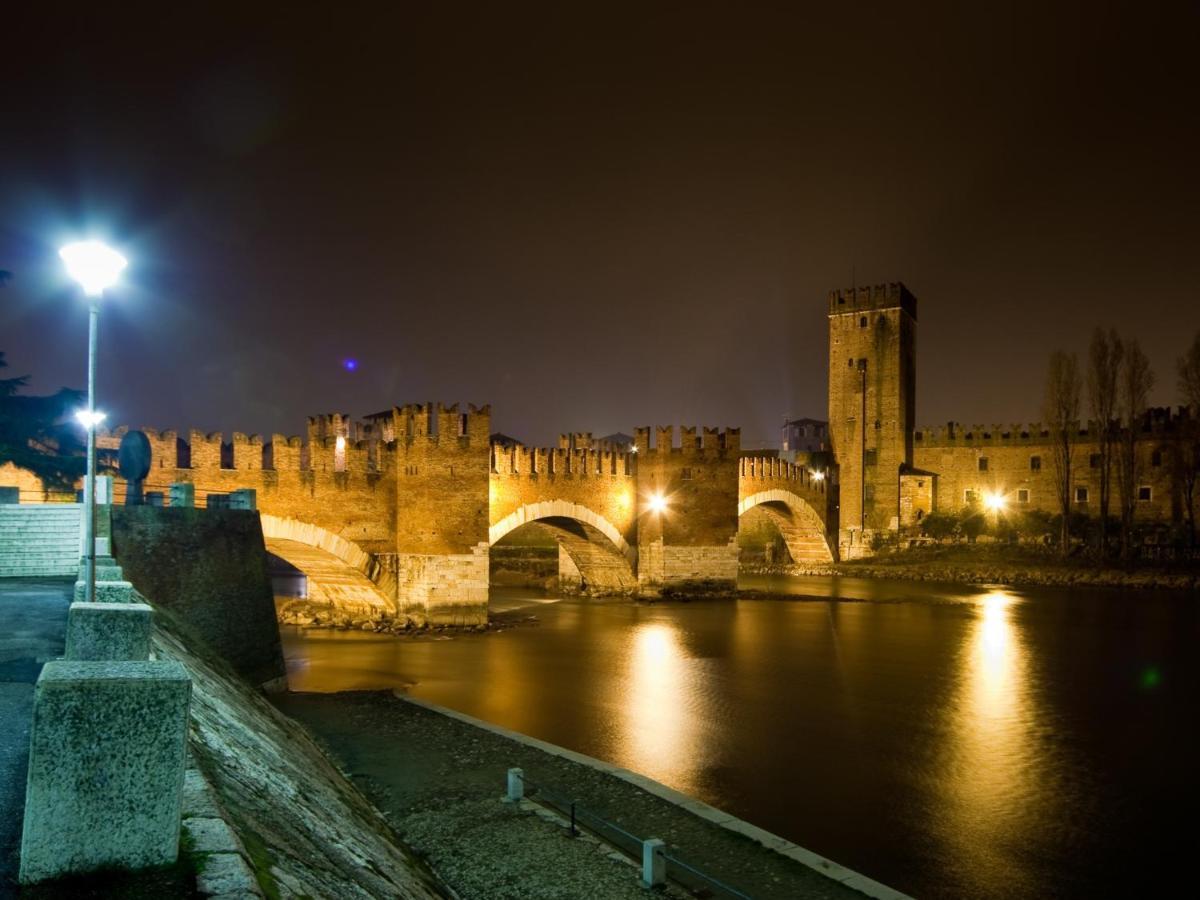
[2,3,1197,447]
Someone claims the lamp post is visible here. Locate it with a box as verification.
[59,240,127,603]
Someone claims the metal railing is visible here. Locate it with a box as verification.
[506,767,753,899]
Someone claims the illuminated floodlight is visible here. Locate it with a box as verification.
[74,409,106,429]
[647,492,668,514]
[630,444,638,454]
[59,241,127,297]
[810,469,825,482]
[984,491,1007,513]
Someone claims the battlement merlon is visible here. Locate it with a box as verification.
[827,282,917,320]
[389,402,491,444]
[633,425,741,453]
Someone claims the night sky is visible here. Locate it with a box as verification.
[2,3,1197,447]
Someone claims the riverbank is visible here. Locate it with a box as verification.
[746,545,1200,591]
[273,689,905,900]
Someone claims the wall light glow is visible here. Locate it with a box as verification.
[647,492,668,514]
[984,491,1007,513]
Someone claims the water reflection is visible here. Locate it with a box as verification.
[939,590,1041,894]
[621,620,714,795]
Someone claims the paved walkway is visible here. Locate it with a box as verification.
[275,690,883,900]
[0,578,71,897]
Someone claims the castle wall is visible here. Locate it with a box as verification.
[634,425,740,593]
[390,404,491,625]
[96,422,397,558]
[913,423,1181,524]
[489,442,636,544]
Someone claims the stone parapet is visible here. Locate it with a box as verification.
[65,601,152,661]
[19,659,192,884]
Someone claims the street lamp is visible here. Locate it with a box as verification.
[60,240,126,603]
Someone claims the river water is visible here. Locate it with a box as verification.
[278,576,1197,899]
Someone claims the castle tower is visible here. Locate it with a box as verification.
[827,283,917,557]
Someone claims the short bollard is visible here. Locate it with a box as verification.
[641,838,666,888]
[506,767,524,802]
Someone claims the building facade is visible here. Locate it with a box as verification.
[826,282,1194,557]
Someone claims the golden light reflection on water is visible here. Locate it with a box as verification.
[939,590,1042,891]
[619,621,708,793]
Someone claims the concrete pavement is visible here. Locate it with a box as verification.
[0,578,71,897]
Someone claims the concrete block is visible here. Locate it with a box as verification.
[169,482,195,508]
[65,601,152,661]
[72,579,134,604]
[19,659,192,884]
[229,489,257,511]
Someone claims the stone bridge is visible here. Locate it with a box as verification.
[99,404,835,624]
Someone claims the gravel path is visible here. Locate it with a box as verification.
[274,690,876,900]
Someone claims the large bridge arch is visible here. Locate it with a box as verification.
[738,490,835,564]
[489,500,637,594]
[260,514,394,614]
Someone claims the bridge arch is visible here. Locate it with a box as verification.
[738,490,835,564]
[260,514,394,614]
[489,500,637,594]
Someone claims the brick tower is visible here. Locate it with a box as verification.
[827,283,917,557]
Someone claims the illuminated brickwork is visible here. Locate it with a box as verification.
[827,284,918,557]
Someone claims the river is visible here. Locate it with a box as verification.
[278,575,1197,899]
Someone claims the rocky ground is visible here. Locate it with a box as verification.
[274,691,884,900]
[744,546,1200,591]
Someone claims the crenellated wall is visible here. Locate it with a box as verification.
[633,424,741,593]
[737,456,837,562]
[91,406,836,616]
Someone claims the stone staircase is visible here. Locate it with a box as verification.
[0,504,83,578]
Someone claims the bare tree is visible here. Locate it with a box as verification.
[1087,328,1122,558]
[1115,340,1154,561]
[1177,331,1200,546]
[1044,350,1081,557]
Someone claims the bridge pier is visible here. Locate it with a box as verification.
[395,547,490,626]
[633,426,741,597]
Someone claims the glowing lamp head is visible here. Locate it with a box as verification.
[335,435,347,451]
[75,409,106,429]
[984,491,1007,513]
[810,469,825,482]
[59,241,127,297]
[647,492,668,514]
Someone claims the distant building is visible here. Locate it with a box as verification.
[781,418,829,457]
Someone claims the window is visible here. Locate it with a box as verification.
[1138,486,1152,501]
[964,489,978,504]
[1030,455,1041,471]
[1075,486,1089,503]
[1151,450,1163,468]
[859,316,868,327]
[864,450,878,466]
[681,467,693,481]
[864,484,876,501]
[978,457,989,472]
[1089,453,1101,468]
[849,357,855,368]
[1017,489,1030,504]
